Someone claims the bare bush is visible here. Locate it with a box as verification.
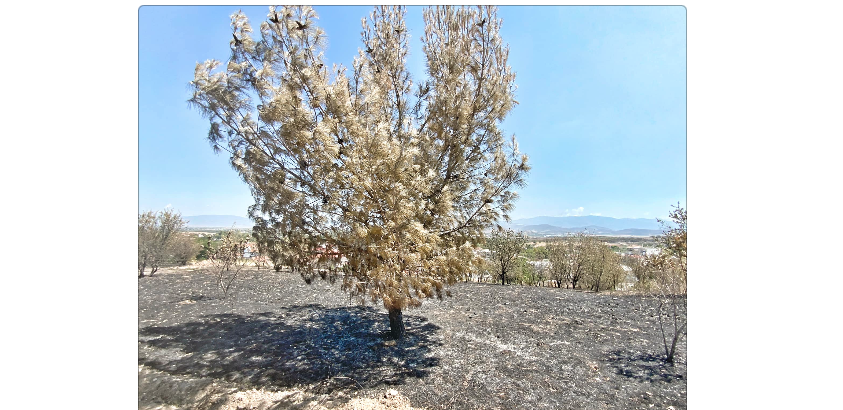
[205,230,249,298]
[641,204,687,363]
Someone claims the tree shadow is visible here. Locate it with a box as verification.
[604,350,685,384]
[139,304,441,394]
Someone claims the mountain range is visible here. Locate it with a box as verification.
[185,214,665,236]
[503,216,666,237]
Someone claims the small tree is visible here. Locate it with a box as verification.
[643,204,687,364]
[138,210,187,278]
[485,228,528,285]
[582,241,625,292]
[168,233,201,266]
[206,230,249,298]
[547,240,570,288]
[529,259,548,287]
[549,231,592,289]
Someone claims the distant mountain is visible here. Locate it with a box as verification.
[184,215,252,228]
[501,216,666,237]
[510,216,663,231]
[512,224,661,237]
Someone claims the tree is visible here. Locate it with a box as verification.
[582,240,624,293]
[251,218,289,272]
[168,233,201,266]
[189,6,529,338]
[527,258,548,287]
[138,210,187,278]
[547,240,571,288]
[643,204,687,363]
[485,228,528,285]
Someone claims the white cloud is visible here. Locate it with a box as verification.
[164,203,172,209]
[590,213,602,216]
[563,207,585,216]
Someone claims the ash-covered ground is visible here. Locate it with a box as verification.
[139,267,686,410]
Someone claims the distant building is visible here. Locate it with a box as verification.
[243,242,258,258]
[527,259,551,269]
[626,247,646,256]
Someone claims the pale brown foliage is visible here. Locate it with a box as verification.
[189,6,529,315]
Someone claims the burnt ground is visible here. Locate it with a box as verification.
[139,267,686,410]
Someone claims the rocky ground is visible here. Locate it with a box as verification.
[139,267,686,409]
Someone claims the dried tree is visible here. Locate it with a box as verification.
[189,6,529,338]
[643,204,687,363]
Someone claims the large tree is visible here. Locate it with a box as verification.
[189,5,528,338]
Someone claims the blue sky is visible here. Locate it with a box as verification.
[139,5,686,220]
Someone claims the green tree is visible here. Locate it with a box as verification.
[547,231,593,289]
[190,6,528,338]
[138,210,187,278]
[168,233,201,266]
[582,241,625,292]
[485,228,528,286]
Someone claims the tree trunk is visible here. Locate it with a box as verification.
[667,332,679,363]
[388,307,405,339]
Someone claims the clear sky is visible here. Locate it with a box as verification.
[139,5,686,220]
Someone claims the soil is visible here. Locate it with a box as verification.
[139,267,686,409]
